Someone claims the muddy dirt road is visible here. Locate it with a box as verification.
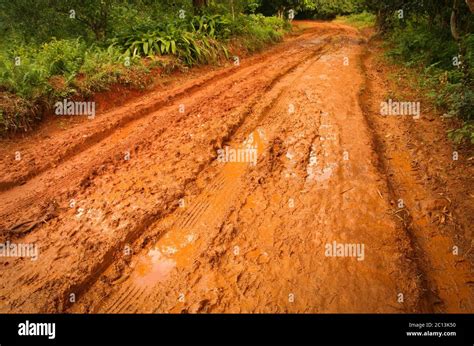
[0,22,472,313]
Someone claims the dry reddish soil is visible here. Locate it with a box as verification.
[0,21,472,313]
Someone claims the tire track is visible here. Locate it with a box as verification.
[75,47,331,313]
[0,28,333,313]
[0,34,327,236]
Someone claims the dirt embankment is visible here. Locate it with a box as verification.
[0,22,472,313]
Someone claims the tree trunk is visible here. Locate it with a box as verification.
[375,9,390,33]
[466,0,474,12]
[193,0,208,13]
[451,0,460,41]
[277,7,286,19]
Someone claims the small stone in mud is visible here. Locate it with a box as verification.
[257,253,270,264]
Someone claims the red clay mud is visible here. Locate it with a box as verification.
[0,22,472,313]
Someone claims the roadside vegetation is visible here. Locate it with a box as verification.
[366,1,474,144]
[334,12,376,29]
[0,0,289,135]
[335,1,473,145]
[0,0,472,145]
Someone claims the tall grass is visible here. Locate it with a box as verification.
[335,12,375,29]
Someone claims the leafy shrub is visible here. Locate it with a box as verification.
[448,122,474,144]
[109,14,234,65]
[190,14,233,38]
[0,11,290,134]
[229,14,289,52]
[386,21,458,70]
[385,17,474,143]
[291,0,363,20]
[0,38,149,133]
[312,0,361,19]
[111,29,229,66]
[110,14,288,64]
[0,39,86,99]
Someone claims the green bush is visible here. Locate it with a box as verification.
[386,20,458,69]
[0,39,86,99]
[335,11,375,29]
[229,14,289,52]
[448,122,474,144]
[0,38,149,133]
[390,29,474,124]
[312,0,361,19]
[385,17,474,143]
[0,10,290,135]
[111,14,289,63]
